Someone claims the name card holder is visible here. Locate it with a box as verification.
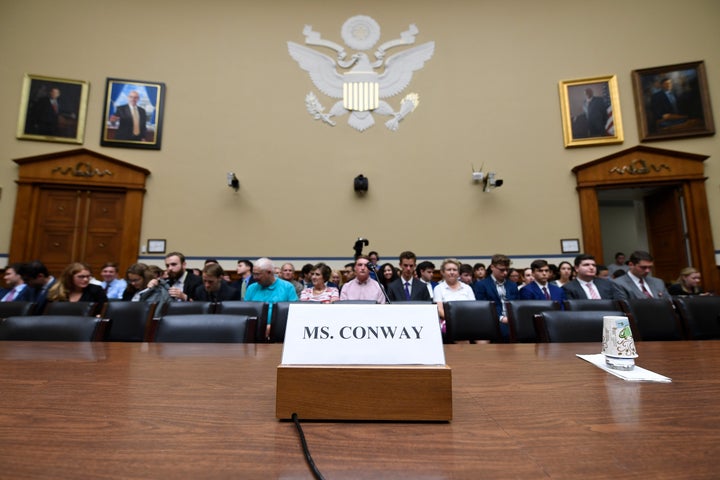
[275,304,452,421]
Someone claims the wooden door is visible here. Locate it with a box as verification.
[31,188,126,277]
[644,187,687,284]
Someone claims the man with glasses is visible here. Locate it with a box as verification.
[613,250,669,299]
[164,251,202,301]
[473,254,518,339]
[519,259,566,302]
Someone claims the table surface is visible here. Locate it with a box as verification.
[1,341,718,479]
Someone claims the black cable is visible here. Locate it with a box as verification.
[291,413,326,480]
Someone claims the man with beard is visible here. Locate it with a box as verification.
[164,251,202,301]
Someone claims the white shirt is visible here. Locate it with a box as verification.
[433,281,475,303]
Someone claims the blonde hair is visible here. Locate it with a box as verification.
[47,262,91,302]
[676,267,700,294]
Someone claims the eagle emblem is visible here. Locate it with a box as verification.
[288,15,435,132]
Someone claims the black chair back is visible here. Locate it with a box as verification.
[153,314,255,343]
[563,299,621,312]
[214,301,269,336]
[672,296,720,340]
[334,300,378,304]
[268,302,293,343]
[505,300,560,343]
[0,301,37,317]
[534,310,625,343]
[103,301,157,342]
[0,315,105,341]
[443,301,502,343]
[162,301,214,316]
[43,301,98,316]
[621,298,685,341]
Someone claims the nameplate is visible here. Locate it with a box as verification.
[280,304,445,365]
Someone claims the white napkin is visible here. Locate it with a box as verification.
[577,353,672,383]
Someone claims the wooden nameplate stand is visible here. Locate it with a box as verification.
[276,364,452,421]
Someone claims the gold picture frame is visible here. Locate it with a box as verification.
[16,74,89,144]
[558,75,624,148]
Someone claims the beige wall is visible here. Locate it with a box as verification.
[1,0,719,270]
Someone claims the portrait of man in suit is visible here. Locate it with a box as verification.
[18,75,86,142]
[102,78,164,149]
[110,90,148,141]
[386,251,432,302]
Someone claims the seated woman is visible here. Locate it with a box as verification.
[300,263,339,303]
[123,263,172,307]
[378,263,399,291]
[668,267,706,295]
[553,261,574,287]
[433,258,476,331]
[47,262,107,304]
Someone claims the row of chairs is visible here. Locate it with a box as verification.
[444,296,720,343]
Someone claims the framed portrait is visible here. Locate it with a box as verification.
[101,78,165,150]
[560,239,580,254]
[558,75,624,148]
[16,74,89,144]
[631,61,715,142]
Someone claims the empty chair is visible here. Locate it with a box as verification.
[621,298,685,341]
[0,315,105,341]
[103,301,158,342]
[43,301,99,316]
[563,299,622,312]
[534,310,624,343]
[672,296,720,340]
[0,301,37,317]
[153,314,256,343]
[505,300,560,343]
[268,302,293,343]
[443,301,502,343]
[162,301,214,316]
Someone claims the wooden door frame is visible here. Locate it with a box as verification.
[9,148,150,276]
[572,145,718,293]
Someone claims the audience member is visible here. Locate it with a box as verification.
[473,254,518,339]
[231,259,255,300]
[613,250,669,299]
[194,263,241,301]
[562,254,625,300]
[519,259,566,302]
[47,262,108,304]
[164,252,202,302]
[507,268,521,286]
[300,263,314,288]
[387,251,432,302]
[612,269,627,279]
[148,265,165,279]
[520,267,533,289]
[300,263,339,303]
[472,263,486,282]
[553,261,574,287]
[417,260,437,299]
[203,258,231,282]
[378,262,399,291]
[99,262,127,300]
[607,252,629,276]
[367,251,380,280]
[23,261,57,313]
[433,258,475,330]
[244,257,299,337]
[330,270,342,289]
[668,267,707,296]
[339,255,385,303]
[123,263,172,308]
[459,264,474,285]
[280,262,304,297]
[596,265,609,279]
[1,262,32,302]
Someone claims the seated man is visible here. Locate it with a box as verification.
[473,254,519,340]
[99,262,128,300]
[613,250,669,299]
[387,251,432,302]
[339,255,385,303]
[416,260,437,299]
[1,263,33,302]
[562,254,625,300]
[519,259,566,302]
[194,263,241,302]
[244,258,298,338]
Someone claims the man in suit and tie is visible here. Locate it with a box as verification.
[1,263,33,302]
[613,250,669,299]
[231,259,255,300]
[416,261,437,299]
[110,90,147,141]
[23,261,56,313]
[473,254,519,339]
[519,259,566,302]
[562,254,625,300]
[387,251,432,302]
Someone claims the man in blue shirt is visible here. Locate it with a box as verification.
[244,258,298,339]
[100,262,128,300]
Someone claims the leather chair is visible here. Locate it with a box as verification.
[153,314,256,343]
[268,302,293,343]
[505,300,560,343]
[0,301,37,317]
[103,301,158,342]
[442,301,502,343]
[213,301,268,341]
[162,301,214,316]
[620,298,685,341]
[334,300,378,304]
[0,315,106,341]
[43,301,99,316]
[563,299,622,312]
[534,310,625,343]
[672,296,720,340]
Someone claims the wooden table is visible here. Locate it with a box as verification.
[1,341,718,479]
